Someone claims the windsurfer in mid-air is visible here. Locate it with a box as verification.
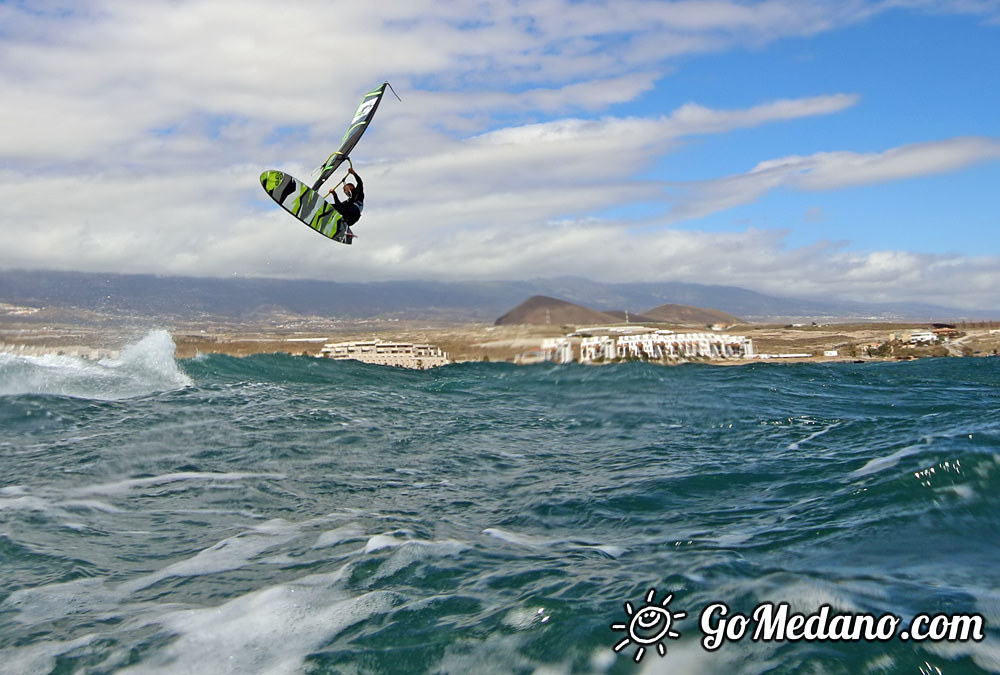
[261,82,397,245]
[327,166,364,233]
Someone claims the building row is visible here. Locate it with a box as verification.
[0,343,119,360]
[525,330,754,364]
[320,340,450,369]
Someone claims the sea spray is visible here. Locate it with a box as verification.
[0,329,191,399]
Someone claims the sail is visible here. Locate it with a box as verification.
[311,82,388,190]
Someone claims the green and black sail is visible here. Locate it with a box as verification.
[311,82,390,190]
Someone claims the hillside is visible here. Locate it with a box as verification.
[602,310,658,324]
[494,297,743,327]
[642,303,744,326]
[0,269,990,323]
[493,295,619,326]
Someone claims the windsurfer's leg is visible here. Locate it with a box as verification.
[339,204,360,225]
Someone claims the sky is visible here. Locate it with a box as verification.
[1,0,999,310]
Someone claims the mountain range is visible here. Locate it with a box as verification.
[494,296,744,326]
[0,268,992,323]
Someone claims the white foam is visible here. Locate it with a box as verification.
[976,588,1000,625]
[849,442,927,478]
[70,471,285,497]
[788,422,840,450]
[482,527,550,548]
[366,536,470,581]
[925,636,1000,673]
[580,544,627,558]
[765,579,865,615]
[3,577,124,626]
[430,633,542,674]
[363,532,468,556]
[119,519,300,594]
[482,527,625,557]
[120,572,396,675]
[710,531,753,547]
[0,633,99,675]
[57,499,123,513]
[2,514,356,627]
[0,495,52,513]
[0,329,191,400]
[635,636,773,675]
[4,476,274,521]
[0,494,120,523]
[938,483,975,500]
[312,525,366,549]
[364,534,407,553]
[502,606,551,630]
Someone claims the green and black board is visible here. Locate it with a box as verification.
[260,82,396,244]
[259,170,354,244]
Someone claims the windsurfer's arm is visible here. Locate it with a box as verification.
[349,168,363,190]
[327,187,341,204]
[348,169,364,203]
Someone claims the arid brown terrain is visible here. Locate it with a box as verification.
[3,319,999,364]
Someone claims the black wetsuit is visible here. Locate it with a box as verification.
[332,173,364,226]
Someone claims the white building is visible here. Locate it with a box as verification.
[659,332,754,360]
[541,338,574,364]
[579,336,617,362]
[578,331,753,363]
[320,340,450,369]
[905,331,937,344]
[616,333,662,359]
[516,338,575,365]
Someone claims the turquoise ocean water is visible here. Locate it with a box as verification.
[0,330,997,674]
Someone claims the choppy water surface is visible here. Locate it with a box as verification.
[1,331,998,673]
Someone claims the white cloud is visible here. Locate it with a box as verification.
[0,1,877,165]
[0,1,998,311]
[665,94,860,135]
[789,137,1000,190]
[670,137,1000,221]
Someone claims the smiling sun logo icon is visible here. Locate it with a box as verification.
[611,588,686,662]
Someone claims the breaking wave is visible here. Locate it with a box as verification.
[0,330,191,400]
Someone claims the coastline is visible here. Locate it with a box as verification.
[3,320,998,367]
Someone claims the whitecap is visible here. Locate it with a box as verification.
[3,577,124,625]
[0,633,99,675]
[788,422,840,450]
[848,443,927,478]
[119,519,300,593]
[71,471,285,497]
[482,527,550,548]
[0,329,191,400]
[364,533,406,553]
[482,527,625,557]
[502,606,550,630]
[924,635,1000,673]
[312,524,366,549]
[120,574,396,675]
[579,544,627,558]
[0,495,53,513]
